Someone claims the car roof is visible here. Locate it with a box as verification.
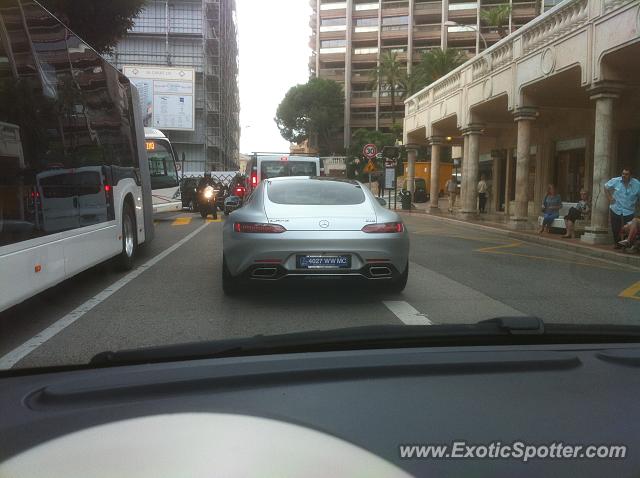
[266,176,359,185]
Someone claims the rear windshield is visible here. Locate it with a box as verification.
[260,160,318,179]
[267,180,365,205]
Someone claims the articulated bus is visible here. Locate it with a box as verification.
[0,0,154,313]
[144,128,182,214]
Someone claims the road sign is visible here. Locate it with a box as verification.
[363,159,377,173]
[363,144,377,160]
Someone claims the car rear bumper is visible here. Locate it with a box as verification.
[223,229,409,278]
[240,262,403,282]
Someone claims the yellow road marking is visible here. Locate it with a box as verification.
[479,250,621,271]
[172,217,192,226]
[476,241,523,253]
[619,281,640,301]
[206,218,223,223]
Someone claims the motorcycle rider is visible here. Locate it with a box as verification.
[196,171,218,219]
[197,171,215,192]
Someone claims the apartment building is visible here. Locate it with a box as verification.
[107,0,239,172]
[310,0,552,147]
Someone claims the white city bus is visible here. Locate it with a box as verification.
[246,154,321,194]
[144,128,182,214]
[0,2,154,313]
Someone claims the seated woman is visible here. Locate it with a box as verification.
[539,184,562,234]
[618,215,640,253]
[561,190,590,238]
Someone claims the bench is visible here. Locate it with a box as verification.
[537,202,590,234]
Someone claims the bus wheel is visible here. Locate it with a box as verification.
[118,202,137,271]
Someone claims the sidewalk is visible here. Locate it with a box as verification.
[400,198,640,268]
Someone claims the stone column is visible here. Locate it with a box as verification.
[429,137,443,210]
[510,108,538,227]
[505,149,513,215]
[491,151,501,213]
[460,134,470,210]
[406,147,418,195]
[581,84,622,244]
[461,125,483,215]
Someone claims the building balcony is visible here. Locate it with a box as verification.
[320,68,346,82]
[353,28,378,41]
[381,1,410,16]
[352,69,374,83]
[413,23,441,40]
[414,1,442,17]
[381,25,409,40]
[512,1,539,19]
[448,2,479,21]
[320,30,347,41]
[352,49,378,62]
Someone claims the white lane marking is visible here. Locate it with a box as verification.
[0,222,211,370]
[383,301,432,326]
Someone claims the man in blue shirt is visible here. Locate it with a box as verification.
[605,168,640,247]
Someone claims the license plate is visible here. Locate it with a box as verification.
[297,255,351,269]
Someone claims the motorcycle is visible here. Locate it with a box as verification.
[198,185,219,219]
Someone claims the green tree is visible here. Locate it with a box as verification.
[40,0,147,53]
[418,48,467,84]
[370,50,405,127]
[275,78,344,156]
[480,4,512,38]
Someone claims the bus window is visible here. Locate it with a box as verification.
[147,141,178,190]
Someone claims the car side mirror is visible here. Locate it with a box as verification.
[377,198,387,206]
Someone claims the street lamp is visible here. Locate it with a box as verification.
[444,20,488,53]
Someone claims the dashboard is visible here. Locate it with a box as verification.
[2,343,640,477]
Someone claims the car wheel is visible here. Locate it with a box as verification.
[117,201,137,271]
[390,262,408,293]
[222,255,240,295]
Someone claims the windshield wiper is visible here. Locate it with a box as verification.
[90,317,640,367]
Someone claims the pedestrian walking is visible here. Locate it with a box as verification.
[539,184,562,234]
[445,175,457,212]
[377,172,385,198]
[477,175,488,213]
[561,190,590,238]
[605,167,640,248]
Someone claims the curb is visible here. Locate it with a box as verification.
[399,210,640,269]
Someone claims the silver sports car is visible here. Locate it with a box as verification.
[221,176,409,294]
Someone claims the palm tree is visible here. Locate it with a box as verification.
[480,4,512,38]
[370,50,405,126]
[418,48,467,84]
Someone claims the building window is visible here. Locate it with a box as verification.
[382,16,409,25]
[355,17,378,26]
[321,39,347,48]
[321,17,347,26]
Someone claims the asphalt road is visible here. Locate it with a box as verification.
[1,210,638,370]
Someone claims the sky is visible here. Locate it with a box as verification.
[236,0,312,155]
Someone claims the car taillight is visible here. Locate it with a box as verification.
[361,222,404,233]
[251,172,257,186]
[234,222,287,233]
